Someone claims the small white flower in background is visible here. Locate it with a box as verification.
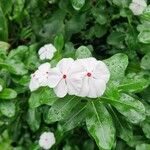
[47,58,84,98]
[76,58,110,98]
[29,63,51,91]
[39,132,55,150]
[38,44,57,60]
[129,0,147,15]
[0,85,3,92]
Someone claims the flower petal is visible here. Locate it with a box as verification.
[88,78,106,98]
[93,61,110,83]
[54,79,68,98]
[38,63,51,72]
[45,44,57,53]
[57,58,74,74]
[38,47,45,55]
[47,68,62,88]
[76,57,98,72]
[67,77,82,95]
[29,78,40,91]
[39,53,46,60]
[78,77,89,97]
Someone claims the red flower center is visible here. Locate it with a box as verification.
[87,72,92,77]
[63,74,67,79]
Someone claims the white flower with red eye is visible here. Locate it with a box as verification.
[0,85,3,92]
[47,58,84,98]
[129,0,147,15]
[39,132,55,150]
[38,44,57,60]
[76,57,110,98]
[29,63,51,91]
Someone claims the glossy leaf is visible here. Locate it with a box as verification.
[141,52,150,70]
[0,41,10,50]
[0,101,15,117]
[109,107,133,142]
[119,74,149,93]
[44,96,79,123]
[75,46,92,59]
[26,108,41,132]
[29,87,57,108]
[0,59,28,75]
[104,53,128,80]
[141,116,150,139]
[71,0,85,10]
[0,88,17,99]
[138,31,150,44]
[86,101,115,150]
[103,94,145,124]
[54,34,64,52]
[61,101,87,132]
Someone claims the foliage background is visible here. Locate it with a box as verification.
[0,0,150,150]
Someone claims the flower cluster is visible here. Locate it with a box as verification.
[29,56,110,98]
[39,132,55,150]
[129,0,147,15]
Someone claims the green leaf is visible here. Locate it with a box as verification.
[141,116,150,139]
[61,101,87,132]
[12,75,30,86]
[44,96,79,123]
[0,59,28,75]
[25,44,40,70]
[0,0,13,15]
[103,94,145,124]
[8,45,28,60]
[86,101,115,150]
[0,6,8,41]
[141,52,150,70]
[138,31,150,44]
[119,74,149,93]
[63,42,75,58]
[0,88,17,99]
[71,0,85,10]
[107,31,125,48]
[0,101,15,117]
[0,41,10,50]
[136,144,150,150]
[38,10,65,42]
[109,107,133,142]
[112,0,129,7]
[65,14,86,40]
[11,0,25,22]
[26,108,41,132]
[54,34,64,52]
[104,53,128,80]
[75,46,92,59]
[140,5,150,23]
[29,87,57,108]
[92,7,108,25]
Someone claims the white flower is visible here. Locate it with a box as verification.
[47,58,84,98]
[76,58,110,98]
[29,63,51,91]
[38,44,57,60]
[39,132,55,150]
[0,85,3,92]
[129,0,147,15]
